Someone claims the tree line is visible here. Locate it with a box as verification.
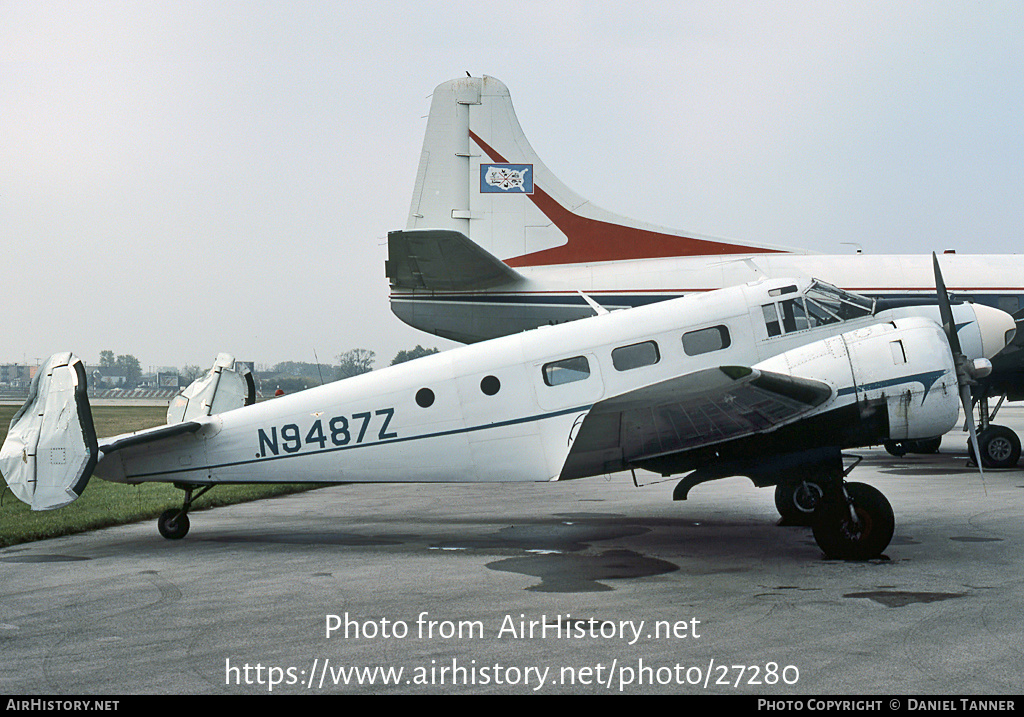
[95,345,440,391]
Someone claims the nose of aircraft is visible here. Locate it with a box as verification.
[974,303,1017,358]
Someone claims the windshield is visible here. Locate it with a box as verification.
[805,281,876,320]
[762,280,875,337]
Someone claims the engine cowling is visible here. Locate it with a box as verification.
[757,316,960,444]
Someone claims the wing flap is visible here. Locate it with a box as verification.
[561,366,833,479]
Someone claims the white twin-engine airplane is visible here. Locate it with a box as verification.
[387,75,1024,468]
[1,258,1014,560]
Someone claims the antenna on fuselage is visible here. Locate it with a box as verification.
[577,291,609,316]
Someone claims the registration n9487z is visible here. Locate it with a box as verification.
[256,408,397,458]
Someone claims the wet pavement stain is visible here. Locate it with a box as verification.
[201,532,403,546]
[487,549,679,592]
[844,590,966,607]
[950,536,1003,542]
[0,555,91,563]
[430,514,647,554]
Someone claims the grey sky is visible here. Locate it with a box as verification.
[2,1,1022,370]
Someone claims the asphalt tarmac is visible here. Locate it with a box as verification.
[2,410,1023,696]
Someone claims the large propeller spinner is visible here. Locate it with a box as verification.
[933,253,991,476]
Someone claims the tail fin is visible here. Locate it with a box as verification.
[0,353,98,510]
[407,76,794,268]
[167,353,255,423]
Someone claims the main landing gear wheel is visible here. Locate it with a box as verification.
[812,482,894,561]
[158,509,190,540]
[967,425,1021,469]
[774,480,824,525]
[884,437,941,457]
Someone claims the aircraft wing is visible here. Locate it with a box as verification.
[560,366,834,479]
[386,229,523,290]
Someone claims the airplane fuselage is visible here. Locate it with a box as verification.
[95,277,981,489]
[390,252,1024,344]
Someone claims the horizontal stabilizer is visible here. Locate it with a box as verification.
[0,353,98,510]
[386,229,523,291]
[99,421,202,455]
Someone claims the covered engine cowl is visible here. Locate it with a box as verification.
[757,316,960,443]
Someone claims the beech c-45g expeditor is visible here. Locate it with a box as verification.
[1,256,1013,560]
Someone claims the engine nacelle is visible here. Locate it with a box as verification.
[757,316,960,444]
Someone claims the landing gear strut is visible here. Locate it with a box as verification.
[784,453,893,560]
[157,484,213,540]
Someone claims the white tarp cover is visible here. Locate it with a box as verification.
[0,353,97,510]
[166,353,250,423]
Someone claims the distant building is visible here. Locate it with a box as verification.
[0,364,35,389]
[88,366,127,388]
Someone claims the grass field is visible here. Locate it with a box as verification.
[0,404,318,547]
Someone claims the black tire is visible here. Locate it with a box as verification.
[158,508,190,540]
[968,425,1021,469]
[883,441,907,457]
[911,437,942,454]
[774,480,824,525]
[812,482,894,560]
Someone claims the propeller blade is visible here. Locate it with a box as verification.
[933,252,962,356]
[961,384,984,480]
[935,253,985,482]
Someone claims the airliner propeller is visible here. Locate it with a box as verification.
[933,252,992,475]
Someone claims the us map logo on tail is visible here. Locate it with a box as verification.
[481,163,533,193]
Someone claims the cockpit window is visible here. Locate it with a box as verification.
[806,281,874,320]
[780,298,808,332]
[762,281,875,337]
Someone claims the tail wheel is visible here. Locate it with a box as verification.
[812,482,894,560]
[158,509,190,540]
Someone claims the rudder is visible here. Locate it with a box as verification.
[0,353,98,510]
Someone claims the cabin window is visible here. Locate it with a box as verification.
[480,375,501,396]
[612,341,660,371]
[415,388,435,408]
[999,296,1020,315]
[542,356,591,386]
[682,325,731,356]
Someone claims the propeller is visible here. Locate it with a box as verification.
[933,252,990,478]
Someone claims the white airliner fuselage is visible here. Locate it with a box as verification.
[387,76,1024,468]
